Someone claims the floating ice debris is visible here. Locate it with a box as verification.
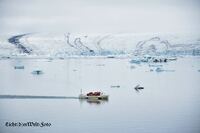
[32,70,43,75]
[14,66,24,69]
[153,58,167,63]
[107,56,115,58]
[149,64,163,67]
[192,49,200,56]
[130,55,177,65]
[130,65,136,69]
[1,56,10,59]
[165,70,175,72]
[142,56,168,63]
[48,57,53,60]
[130,59,140,64]
[59,57,64,60]
[110,85,120,88]
[46,58,53,62]
[155,67,164,72]
[167,57,177,61]
[135,85,144,90]
[153,68,175,72]
[96,64,105,66]
[134,84,144,92]
[47,60,52,62]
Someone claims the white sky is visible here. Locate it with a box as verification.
[0,0,199,34]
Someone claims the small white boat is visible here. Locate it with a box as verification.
[79,91,109,100]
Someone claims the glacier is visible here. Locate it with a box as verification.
[0,33,200,59]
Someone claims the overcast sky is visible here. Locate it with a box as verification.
[0,0,199,34]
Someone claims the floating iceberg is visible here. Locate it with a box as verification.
[155,67,164,72]
[130,58,141,64]
[32,70,43,75]
[14,66,24,69]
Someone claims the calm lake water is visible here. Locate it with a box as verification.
[0,57,200,133]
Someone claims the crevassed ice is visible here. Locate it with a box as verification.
[0,33,200,58]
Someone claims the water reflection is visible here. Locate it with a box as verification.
[79,98,108,105]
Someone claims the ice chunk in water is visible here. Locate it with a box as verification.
[155,67,164,72]
[32,70,43,75]
[14,66,24,69]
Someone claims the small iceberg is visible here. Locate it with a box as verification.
[14,66,24,69]
[155,67,164,72]
[59,57,64,60]
[165,70,175,72]
[1,56,10,59]
[47,57,53,62]
[130,55,177,65]
[110,85,120,88]
[130,65,136,69]
[152,58,167,63]
[107,56,115,58]
[155,67,175,72]
[134,84,144,92]
[149,64,163,68]
[32,70,43,75]
[130,59,140,64]
[168,58,177,61]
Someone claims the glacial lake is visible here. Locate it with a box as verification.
[0,57,200,133]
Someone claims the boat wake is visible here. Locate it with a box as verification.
[0,95,78,99]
